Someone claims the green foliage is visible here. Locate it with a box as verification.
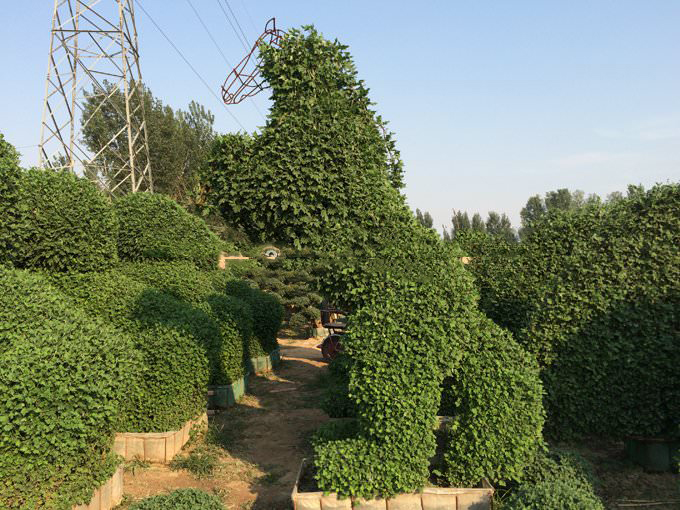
[205,26,404,248]
[169,447,220,479]
[82,81,216,202]
[504,449,604,509]
[320,354,356,418]
[11,168,118,272]
[129,489,225,510]
[240,250,322,333]
[115,192,222,269]
[0,268,134,508]
[0,133,21,265]
[225,280,283,356]
[51,270,210,431]
[440,314,545,486]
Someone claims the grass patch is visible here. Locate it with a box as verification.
[170,447,220,478]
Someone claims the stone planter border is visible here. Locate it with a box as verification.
[113,413,208,463]
[72,466,123,510]
[292,459,494,510]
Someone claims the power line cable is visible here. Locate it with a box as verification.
[223,0,250,47]
[215,0,249,51]
[238,0,259,36]
[136,0,246,131]
[184,0,265,122]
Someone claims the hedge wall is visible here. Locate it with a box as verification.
[52,271,211,431]
[440,314,544,487]
[225,280,283,357]
[114,192,223,269]
[10,168,118,273]
[0,268,135,508]
[0,133,20,266]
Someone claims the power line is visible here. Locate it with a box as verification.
[136,0,247,131]
[238,0,259,37]
[223,0,250,48]
[215,0,249,51]
[185,0,265,122]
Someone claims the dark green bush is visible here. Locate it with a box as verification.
[52,271,211,431]
[12,168,118,272]
[0,133,20,265]
[0,268,135,508]
[114,192,222,269]
[522,184,680,439]
[441,314,545,486]
[504,449,604,509]
[320,354,356,418]
[129,489,225,510]
[225,280,283,356]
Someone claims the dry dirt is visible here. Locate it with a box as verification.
[120,337,329,509]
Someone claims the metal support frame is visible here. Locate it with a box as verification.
[222,17,284,105]
[39,0,152,194]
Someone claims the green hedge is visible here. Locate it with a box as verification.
[11,168,118,272]
[440,314,545,486]
[0,133,20,266]
[52,271,211,431]
[0,268,135,508]
[129,489,225,510]
[521,184,680,439]
[505,449,604,509]
[114,192,222,269]
[225,280,283,356]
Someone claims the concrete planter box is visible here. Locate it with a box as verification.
[113,413,208,463]
[249,347,282,375]
[209,374,249,409]
[625,436,680,472]
[292,460,493,510]
[72,466,123,510]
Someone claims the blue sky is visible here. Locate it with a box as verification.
[2,1,679,230]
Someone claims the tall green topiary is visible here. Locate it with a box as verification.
[440,314,545,486]
[205,26,404,248]
[114,192,223,269]
[11,168,118,272]
[0,268,136,508]
[0,133,21,266]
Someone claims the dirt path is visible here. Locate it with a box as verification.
[122,337,329,509]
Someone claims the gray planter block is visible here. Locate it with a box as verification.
[72,466,124,510]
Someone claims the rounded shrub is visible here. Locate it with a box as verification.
[129,489,225,510]
[114,192,223,269]
[225,280,283,356]
[0,268,135,508]
[51,270,211,431]
[440,314,545,487]
[13,168,118,272]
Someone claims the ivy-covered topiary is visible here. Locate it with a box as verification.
[205,26,404,248]
[114,192,223,269]
[440,314,545,486]
[0,268,135,508]
[0,133,21,266]
[225,280,283,356]
[51,270,212,430]
[12,168,118,272]
[129,489,225,510]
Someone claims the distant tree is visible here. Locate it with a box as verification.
[486,211,517,243]
[606,191,624,203]
[81,82,215,203]
[452,210,471,233]
[471,213,486,233]
[415,208,434,229]
[519,188,601,239]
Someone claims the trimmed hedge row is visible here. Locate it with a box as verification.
[0,268,135,509]
[51,270,210,432]
[0,133,20,266]
[114,192,223,269]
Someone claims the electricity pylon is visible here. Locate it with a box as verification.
[39,0,153,194]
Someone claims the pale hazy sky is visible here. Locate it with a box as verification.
[2,1,679,230]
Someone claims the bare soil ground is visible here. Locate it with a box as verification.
[120,337,329,509]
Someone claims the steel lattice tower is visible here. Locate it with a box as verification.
[39,0,152,194]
